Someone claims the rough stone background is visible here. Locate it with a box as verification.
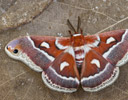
[0,0,128,100]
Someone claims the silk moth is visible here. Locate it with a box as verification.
[5,17,128,93]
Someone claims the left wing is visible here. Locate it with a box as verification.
[5,36,80,93]
[5,36,71,72]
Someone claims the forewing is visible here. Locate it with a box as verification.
[90,29,128,66]
[6,36,71,72]
[30,36,71,58]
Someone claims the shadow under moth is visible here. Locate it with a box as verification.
[5,17,128,93]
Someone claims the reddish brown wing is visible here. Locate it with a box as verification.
[42,46,80,92]
[30,36,71,58]
[81,49,119,92]
[81,29,128,92]
[92,29,128,66]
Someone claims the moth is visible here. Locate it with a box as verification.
[5,17,128,93]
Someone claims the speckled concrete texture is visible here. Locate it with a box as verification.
[0,0,128,100]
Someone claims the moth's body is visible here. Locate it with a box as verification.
[5,18,128,93]
[72,34,85,68]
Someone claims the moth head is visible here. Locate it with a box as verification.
[67,17,85,46]
[71,34,85,47]
[5,39,22,59]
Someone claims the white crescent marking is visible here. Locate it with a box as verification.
[60,62,69,71]
[40,42,50,48]
[106,37,115,44]
[91,59,100,68]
